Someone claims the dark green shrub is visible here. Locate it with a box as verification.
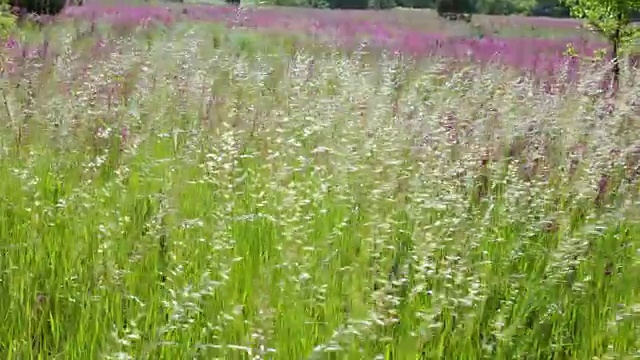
[395,0,434,10]
[308,0,330,8]
[225,0,240,4]
[436,0,474,15]
[529,4,570,17]
[369,0,395,9]
[9,0,66,15]
[410,0,433,8]
[329,0,369,9]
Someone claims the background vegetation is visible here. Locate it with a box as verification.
[248,0,640,19]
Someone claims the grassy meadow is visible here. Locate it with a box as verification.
[0,3,639,359]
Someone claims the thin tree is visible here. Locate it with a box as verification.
[562,0,640,91]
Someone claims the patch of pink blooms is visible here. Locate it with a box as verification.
[1,2,619,80]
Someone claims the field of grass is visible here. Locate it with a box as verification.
[0,3,640,359]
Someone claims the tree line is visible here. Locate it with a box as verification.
[224,0,570,15]
[227,0,640,20]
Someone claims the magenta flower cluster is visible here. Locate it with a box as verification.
[3,2,618,80]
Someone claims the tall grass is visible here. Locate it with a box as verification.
[0,20,639,359]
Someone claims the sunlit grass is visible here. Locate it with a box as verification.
[0,20,639,359]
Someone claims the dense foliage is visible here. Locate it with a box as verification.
[8,0,67,15]
[436,0,475,15]
[252,0,638,17]
[328,0,369,10]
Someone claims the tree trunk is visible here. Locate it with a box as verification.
[612,35,620,92]
[611,11,623,94]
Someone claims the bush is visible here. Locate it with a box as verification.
[329,0,368,9]
[225,0,240,4]
[8,0,66,15]
[410,0,433,8]
[436,0,474,15]
[529,3,570,17]
[369,0,395,9]
[0,1,16,38]
[476,0,526,15]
